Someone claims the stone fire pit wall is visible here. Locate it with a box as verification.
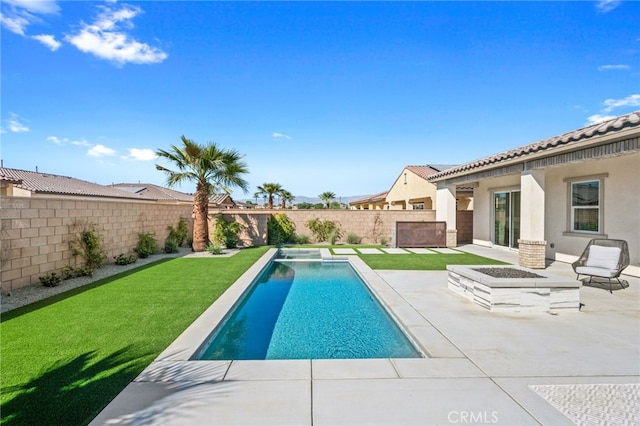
[447,265,582,313]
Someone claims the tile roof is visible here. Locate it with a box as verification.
[429,110,640,181]
[209,193,235,205]
[0,168,196,202]
[111,183,193,202]
[405,165,457,180]
[0,168,141,199]
[349,191,389,205]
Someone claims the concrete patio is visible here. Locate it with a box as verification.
[90,245,639,425]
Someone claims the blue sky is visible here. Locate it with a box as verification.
[1,1,639,199]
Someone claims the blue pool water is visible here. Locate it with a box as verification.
[195,259,421,360]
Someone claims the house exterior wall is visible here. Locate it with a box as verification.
[543,153,639,274]
[1,196,193,293]
[386,169,436,210]
[472,175,521,246]
[468,153,639,275]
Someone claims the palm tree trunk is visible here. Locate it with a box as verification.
[192,183,209,251]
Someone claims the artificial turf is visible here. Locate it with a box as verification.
[357,249,509,270]
[0,246,270,426]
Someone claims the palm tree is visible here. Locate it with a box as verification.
[155,136,249,252]
[319,191,336,209]
[254,183,282,209]
[280,190,294,209]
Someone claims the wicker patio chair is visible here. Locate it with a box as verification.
[572,239,630,293]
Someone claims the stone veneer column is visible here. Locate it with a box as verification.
[446,229,458,248]
[518,239,547,269]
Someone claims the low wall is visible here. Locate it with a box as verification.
[1,196,193,293]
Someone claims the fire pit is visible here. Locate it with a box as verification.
[447,265,581,313]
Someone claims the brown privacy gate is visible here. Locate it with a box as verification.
[396,221,447,248]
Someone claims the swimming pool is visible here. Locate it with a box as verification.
[195,251,421,360]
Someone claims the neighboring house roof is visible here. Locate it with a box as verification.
[429,110,640,181]
[209,193,235,206]
[349,191,389,205]
[0,168,142,199]
[111,183,193,202]
[404,165,456,180]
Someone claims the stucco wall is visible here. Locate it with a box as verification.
[386,169,436,210]
[472,175,520,245]
[544,154,639,271]
[469,153,639,275]
[1,196,193,293]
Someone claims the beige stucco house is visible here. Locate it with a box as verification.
[429,111,640,276]
[350,165,473,211]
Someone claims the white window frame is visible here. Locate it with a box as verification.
[564,174,607,236]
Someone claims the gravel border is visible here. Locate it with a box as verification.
[1,247,239,314]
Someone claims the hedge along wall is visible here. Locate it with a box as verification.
[212,209,438,247]
[0,196,193,294]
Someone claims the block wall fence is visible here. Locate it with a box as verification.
[1,196,193,294]
[1,198,472,293]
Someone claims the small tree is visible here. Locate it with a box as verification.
[305,218,343,243]
[212,214,243,248]
[319,191,336,209]
[280,190,294,209]
[268,213,296,245]
[254,183,283,209]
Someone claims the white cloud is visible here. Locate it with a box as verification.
[88,144,116,157]
[597,64,629,71]
[596,0,621,13]
[587,114,617,124]
[0,14,30,35]
[272,132,292,140]
[47,136,90,146]
[65,4,168,66]
[32,34,61,51]
[0,0,59,35]
[7,113,29,132]
[123,148,157,161]
[602,94,640,112]
[3,0,60,15]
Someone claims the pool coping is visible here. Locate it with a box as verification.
[144,248,468,381]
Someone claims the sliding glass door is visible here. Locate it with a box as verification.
[494,190,520,249]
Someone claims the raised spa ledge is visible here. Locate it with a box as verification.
[447,265,582,313]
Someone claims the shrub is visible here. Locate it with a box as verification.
[346,233,362,244]
[305,218,343,243]
[166,217,189,247]
[268,213,296,245]
[61,264,94,279]
[135,233,159,258]
[114,253,138,265]
[212,214,243,248]
[39,272,61,287]
[294,234,311,244]
[69,221,105,271]
[206,241,224,255]
[164,238,180,254]
[379,236,389,246]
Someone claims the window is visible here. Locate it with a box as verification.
[412,203,424,210]
[571,180,600,233]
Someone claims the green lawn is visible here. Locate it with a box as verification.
[0,245,506,426]
[355,249,509,270]
[0,246,269,426]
